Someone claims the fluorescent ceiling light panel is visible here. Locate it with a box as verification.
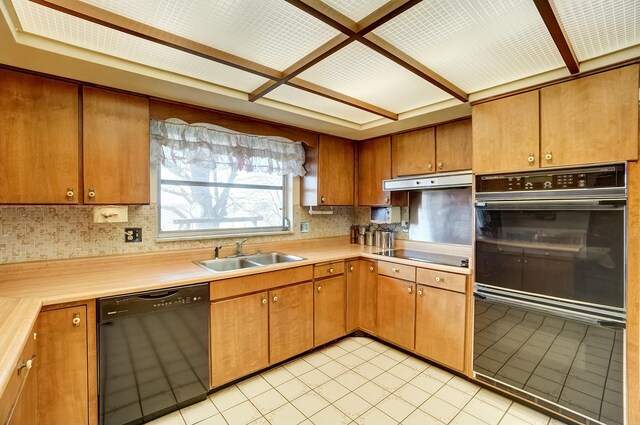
[320,0,391,22]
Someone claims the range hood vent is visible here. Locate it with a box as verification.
[383,171,472,191]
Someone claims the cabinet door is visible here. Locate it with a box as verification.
[270,282,313,364]
[392,128,435,177]
[473,91,539,174]
[319,135,354,205]
[37,306,89,425]
[211,292,269,387]
[541,65,639,167]
[8,364,37,425]
[415,285,466,372]
[346,262,360,333]
[358,137,393,206]
[376,276,415,350]
[314,275,346,346]
[435,119,472,172]
[83,87,150,204]
[359,260,377,335]
[0,69,79,204]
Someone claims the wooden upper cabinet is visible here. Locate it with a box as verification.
[473,91,540,174]
[314,275,346,346]
[358,137,405,206]
[302,135,354,206]
[83,87,150,204]
[376,275,415,350]
[435,119,472,172]
[540,64,639,167]
[210,292,269,387]
[392,128,435,177]
[0,69,79,204]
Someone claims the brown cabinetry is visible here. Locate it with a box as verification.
[415,283,466,372]
[302,135,355,206]
[210,292,269,387]
[37,302,96,425]
[376,275,415,350]
[346,260,377,335]
[83,87,150,204]
[314,274,346,346]
[0,68,79,204]
[0,328,37,425]
[270,282,314,364]
[540,64,639,167]
[392,119,472,177]
[358,137,405,206]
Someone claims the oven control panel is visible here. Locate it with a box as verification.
[476,164,625,193]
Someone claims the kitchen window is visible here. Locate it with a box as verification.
[151,119,305,240]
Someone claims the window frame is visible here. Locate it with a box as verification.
[156,166,293,241]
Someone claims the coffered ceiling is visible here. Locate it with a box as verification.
[0,0,638,139]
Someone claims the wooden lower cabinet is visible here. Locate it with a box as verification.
[210,292,269,387]
[346,260,377,335]
[270,282,314,364]
[376,276,415,350]
[415,285,466,372]
[314,275,346,346]
[8,366,37,425]
[37,302,96,425]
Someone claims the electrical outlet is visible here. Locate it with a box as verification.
[125,228,142,243]
[300,222,310,233]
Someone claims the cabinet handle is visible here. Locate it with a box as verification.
[272,295,278,303]
[328,268,334,273]
[545,151,553,161]
[72,313,81,327]
[391,268,400,273]
[369,266,374,271]
[349,265,354,272]
[427,163,433,170]
[320,196,325,203]
[17,356,35,375]
[437,161,443,169]
[88,187,96,199]
[434,276,443,283]
[317,286,322,292]
[527,154,535,164]
[407,287,413,294]
[66,187,74,200]
[262,298,267,305]
[418,289,423,296]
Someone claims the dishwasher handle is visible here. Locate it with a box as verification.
[138,290,179,300]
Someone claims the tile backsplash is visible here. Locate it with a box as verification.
[0,204,354,264]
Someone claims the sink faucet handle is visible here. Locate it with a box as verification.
[214,245,223,259]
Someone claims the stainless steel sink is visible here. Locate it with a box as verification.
[195,252,305,273]
[247,252,305,265]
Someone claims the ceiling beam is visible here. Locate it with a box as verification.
[288,78,398,121]
[284,0,469,102]
[533,0,580,74]
[29,0,283,80]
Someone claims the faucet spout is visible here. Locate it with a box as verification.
[213,245,222,260]
[235,238,248,256]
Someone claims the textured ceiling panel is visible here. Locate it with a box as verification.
[12,0,269,92]
[374,0,565,93]
[298,42,452,113]
[554,0,640,61]
[320,0,391,22]
[78,0,340,70]
[265,84,382,125]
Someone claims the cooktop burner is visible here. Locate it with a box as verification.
[374,249,469,268]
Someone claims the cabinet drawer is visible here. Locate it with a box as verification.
[211,266,313,300]
[314,261,345,279]
[378,261,416,282]
[0,328,37,424]
[416,268,466,294]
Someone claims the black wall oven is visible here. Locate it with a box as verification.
[473,164,627,425]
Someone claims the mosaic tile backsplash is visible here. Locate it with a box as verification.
[0,204,355,264]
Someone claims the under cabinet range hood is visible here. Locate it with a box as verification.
[383,171,472,191]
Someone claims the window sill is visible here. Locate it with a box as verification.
[156,229,295,242]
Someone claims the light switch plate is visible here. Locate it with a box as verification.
[300,222,310,233]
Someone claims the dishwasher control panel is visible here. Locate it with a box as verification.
[98,283,209,321]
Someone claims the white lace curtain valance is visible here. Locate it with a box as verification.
[150,118,306,176]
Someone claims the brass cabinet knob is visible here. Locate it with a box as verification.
[66,187,74,200]
[272,295,278,302]
[328,268,334,273]
[545,151,553,161]
[418,289,423,296]
[317,286,322,292]
[437,161,443,169]
[392,268,400,273]
[262,298,267,305]
[407,287,413,294]
[349,266,354,272]
[72,313,81,327]
[320,196,325,203]
[527,154,535,164]
[88,187,96,199]
[369,266,374,271]
[427,163,433,170]
[435,276,442,283]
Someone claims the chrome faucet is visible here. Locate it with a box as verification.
[213,245,222,260]
[235,239,248,256]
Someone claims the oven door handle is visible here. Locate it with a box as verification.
[474,199,626,210]
[474,290,626,329]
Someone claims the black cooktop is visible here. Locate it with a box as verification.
[374,249,469,268]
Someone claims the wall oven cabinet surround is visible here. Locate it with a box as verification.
[474,164,627,425]
[302,135,354,206]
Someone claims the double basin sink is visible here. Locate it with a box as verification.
[196,252,305,273]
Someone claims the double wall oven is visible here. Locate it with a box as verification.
[473,164,627,425]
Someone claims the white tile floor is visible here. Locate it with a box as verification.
[149,337,569,425]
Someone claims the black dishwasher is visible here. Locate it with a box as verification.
[98,283,210,425]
